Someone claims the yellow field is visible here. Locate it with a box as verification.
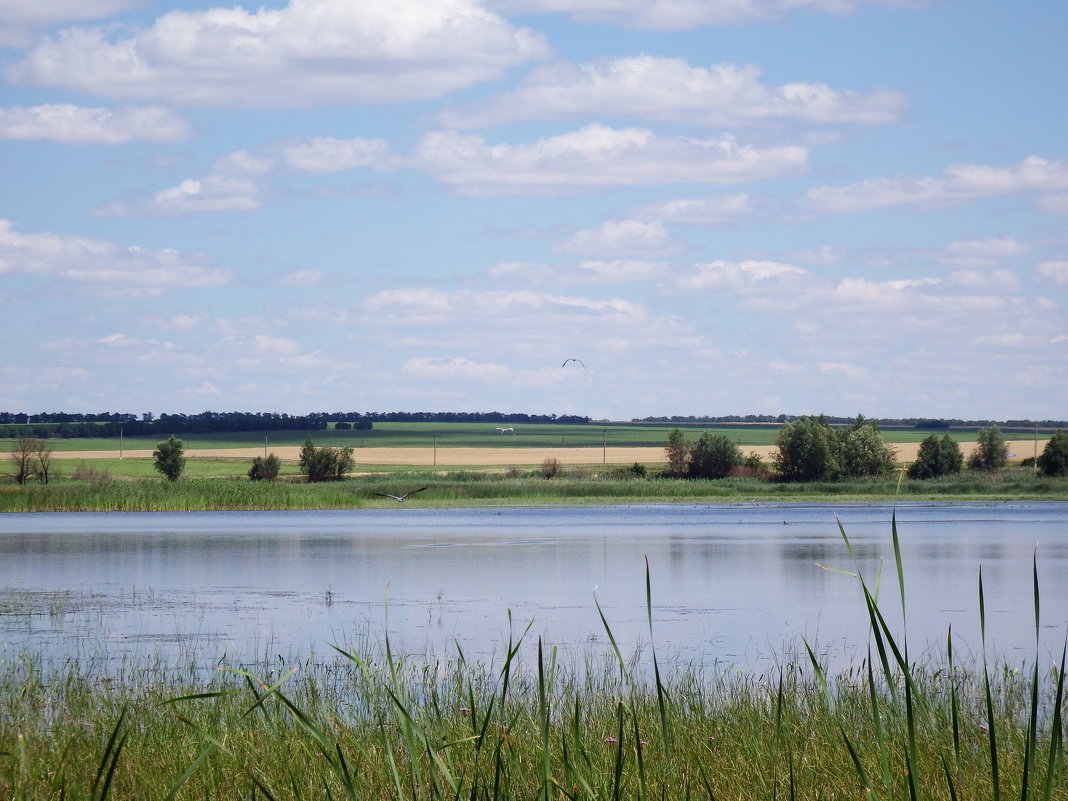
[47,440,1049,467]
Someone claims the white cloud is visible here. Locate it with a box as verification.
[0,104,190,144]
[830,276,940,306]
[635,194,757,226]
[557,220,677,257]
[577,260,667,281]
[437,56,905,129]
[363,287,646,323]
[940,236,1026,268]
[417,124,807,195]
[7,0,549,108]
[803,156,1068,213]
[282,137,393,173]
[946,269,1018,290]
[403,356,510,382]
[95,149,274,216]
[0,218,231,295]
[673,259,808,291]
[276,270,325,287]
[486,0,926,30]
[818,361,869,380]
[0,0,143,47]
[1038,261,1068,285]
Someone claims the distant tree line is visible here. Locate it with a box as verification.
[0,409,590,438]
[635,414,1067,429]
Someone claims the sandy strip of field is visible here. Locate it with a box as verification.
[48,440,1048,466]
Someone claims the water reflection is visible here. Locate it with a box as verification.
[1,502,1066,674]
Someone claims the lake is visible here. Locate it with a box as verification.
[1,502,1066,674]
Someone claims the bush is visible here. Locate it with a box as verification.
[688,432,741,479]
[907,434,963,480]
[298,437,354,482]
[249,453,282,481]
[968,425,1008,471]
[775,416,840,481]
[153,436,185,481]
[540,458,562,479]
[1037,430,1068,476]
[664,428,689,477]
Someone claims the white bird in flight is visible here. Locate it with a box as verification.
[495,427,515,433]
[374,487,429,502]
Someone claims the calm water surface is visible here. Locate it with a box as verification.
[1,502,1066,672]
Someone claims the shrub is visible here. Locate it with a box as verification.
[299,436,354,482]
[540,457,562,479]
[907,433,963,480]
[968,425,1008,471]
[775,415,840,481]
[688,432,741,479]
[1037,430,1068,476]
[249,453,281,481]
[664,428,689,477]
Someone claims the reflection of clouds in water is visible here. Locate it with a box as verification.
[1,502,1065,674]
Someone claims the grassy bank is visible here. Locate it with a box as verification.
[1,532,1064,800]
[2,468,1067,512]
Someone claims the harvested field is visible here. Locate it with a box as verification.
[47,440,1045,467]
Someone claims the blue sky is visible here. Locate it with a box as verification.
[1,0,1066,421]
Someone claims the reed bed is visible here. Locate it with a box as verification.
[1,517,1065,800]
[4,470,1067,511]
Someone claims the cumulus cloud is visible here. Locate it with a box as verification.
[95,149,274,216]
[803,156,1068,213]
[634,194,758,226]
[486,0,926,30]
[281,137,393,173]
[673,259,808,291]
[577,260,668,281]
[0,218,230,295]
[557,220,678,257]
[363,287,645,323]
[1038,261,1068,284]
[437,56,905,129]
[0,0,143,47]
[939,236,1026,268]
[0,104,190,144]
[417,124,807,195]
[403,356,510,382]
[6,0,549,108]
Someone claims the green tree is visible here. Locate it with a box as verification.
[664,428,690,477]
[907,433,963,479]
[299,437,354,482]
[153,436,186,481]
[688,432,742,479]
[837,420,897,477]
[775,415,839,481]
[1037,430,1068,476]
[968,425,1008,471]
[249,453,281,481]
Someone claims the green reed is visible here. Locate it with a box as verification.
[0,519,1065,799]
[4,469,1066,512]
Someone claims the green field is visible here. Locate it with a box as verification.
[2,420,1050,453]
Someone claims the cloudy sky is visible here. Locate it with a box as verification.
[1,0,1066,421]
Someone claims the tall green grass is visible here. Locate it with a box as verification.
[4,469,1067,511]
[1,518,1064,799]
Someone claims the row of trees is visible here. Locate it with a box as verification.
[663,418,1068,483]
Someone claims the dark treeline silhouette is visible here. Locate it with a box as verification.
[0,409,590,438]
[632,414,1067,430]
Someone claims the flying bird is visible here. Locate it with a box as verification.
[374,487,429,503]
[495,427,515,433]
[561,358,586,368]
